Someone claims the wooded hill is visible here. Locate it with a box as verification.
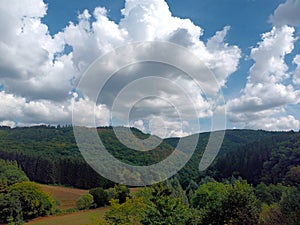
[0,125,299,189]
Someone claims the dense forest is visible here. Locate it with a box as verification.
[0,126,299,189]
[0,126,300,224]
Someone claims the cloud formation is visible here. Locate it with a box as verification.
[0,0,241,137]
[227,25,300,130]
[0,0,299,136]
[270,0,300,26]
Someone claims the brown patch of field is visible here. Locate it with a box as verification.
[25,207,109,225]
[129,187,140,193]
[37,184,88,210]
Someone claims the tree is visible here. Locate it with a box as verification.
[186,180,198,204]
[76,193,94,210]
[279,186,300,225]
[8,181,55,219]
[0,159,29,186]
[141,183,199,225]
[259,203,288,225]
[105,197,147,225]
[0,192,23,224]
[192,180,259,225]
[284,166,300,187]
[106,185,130,204]
[224,180,260,225]
[89,187,109,207]
[0,177,7,193]
[192,181,228,224]
[255,183,288,205]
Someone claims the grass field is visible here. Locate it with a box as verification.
[25,207,108,225]
[37,184,89,210]
[26,184,138,224]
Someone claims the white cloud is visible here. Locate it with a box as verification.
[0,0,74,102]
[0,90,110,127]
[0,0,242,136]
[0,120,16,128]
[71,93,110,127]
[227,25,300,130]
[245,115,299,131]
[270,0,300,26]
[293,54,300,84]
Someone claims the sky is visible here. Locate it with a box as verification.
[0,0,300,137]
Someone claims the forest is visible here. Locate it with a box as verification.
[0,126,299,224]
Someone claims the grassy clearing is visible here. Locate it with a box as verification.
[37,184,88,210]
[25,207,108,225]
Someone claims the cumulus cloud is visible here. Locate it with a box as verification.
[0,0,241,137]
[245,115,299,131]
[0,0,75,102]
[0,91,110,127]
[227,25,300,130]
[293,54,300,84]
[270,0,300,27]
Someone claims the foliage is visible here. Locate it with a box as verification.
[255,183,288,205]
[140,183,199,225]
[259,203,288,225]
[76,193,94,210]
[0,159,29,186]
[89,187,109,207]
[105,197,147,225]
[209,132,300,185]
[8,181,55,219]
[1,126,300,224]
[0,192,23,225]
[284,166,300,187]
[279,186,300,225]
[106,184,130,204]
[0,126,175,189]
[193,180,259,225]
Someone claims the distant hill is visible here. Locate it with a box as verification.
[0,125,299,188]
[0,125,174,188]
[208,131,300,185]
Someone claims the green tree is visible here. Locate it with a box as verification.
[89,187,109,207]
[0,159,29,186]
[192,181,228,224]
[105,197,147,225]
[76,193,94,210]
[279,187,300,225]
[106,184,130,204]
[8,181,55,219]
[141,183,199,225]
[0,177,7,193]
[193,180,259,225]
[255,183,288,205]
[224,180,260,225]
[284,166,300,187]
[259,203,288,225]
[0,192,23,224]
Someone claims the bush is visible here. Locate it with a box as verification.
[76,193,94,210]
[7,181,55,220]
[106,184,130,204]
[89,187,109,207]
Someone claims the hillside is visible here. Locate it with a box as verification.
[0,126,298,189]
[209,131,300,184]
[0,125,175,189]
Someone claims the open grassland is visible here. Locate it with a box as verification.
[37,183,89,210]
[25,207,108,225]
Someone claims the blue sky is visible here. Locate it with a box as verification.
[41,0,290,96]
[0,0,300,137]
